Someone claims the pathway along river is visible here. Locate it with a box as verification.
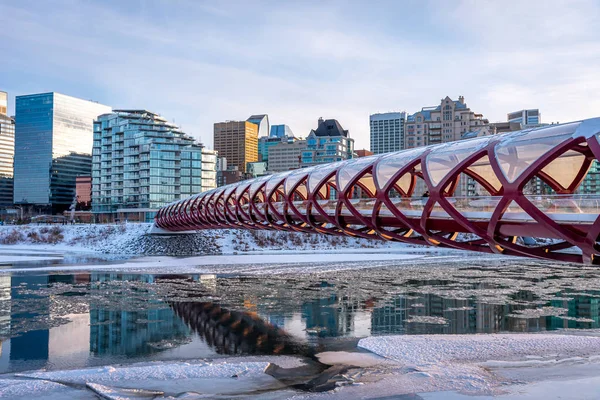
[1,251,600,397]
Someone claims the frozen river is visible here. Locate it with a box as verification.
[1,248,600,398]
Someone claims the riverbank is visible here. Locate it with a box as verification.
[0,223,454,257]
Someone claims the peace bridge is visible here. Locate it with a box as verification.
[155,118,600,264]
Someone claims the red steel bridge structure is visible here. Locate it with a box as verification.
[155,118,600,264]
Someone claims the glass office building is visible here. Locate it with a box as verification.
[13,93,111,213]
[92,110,216,222]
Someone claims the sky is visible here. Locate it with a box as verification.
[2,0,599,150]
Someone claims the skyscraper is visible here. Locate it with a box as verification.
[213,120,259,173]
[247,114,270,137]
[92,110,216,223]
[13,92,111,213]
[369,112,406,154]
[269,124,294,139]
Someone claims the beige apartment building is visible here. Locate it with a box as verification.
[213,121,259,173]
[405,96,488,149]
[268,140,307,172]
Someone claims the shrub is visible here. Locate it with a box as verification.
[27,231,40,242]
[0,229,24,244]
[43,232,64,244]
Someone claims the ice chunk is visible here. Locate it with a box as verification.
[406,316,449,325]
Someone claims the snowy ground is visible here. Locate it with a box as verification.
[3,333,600,399]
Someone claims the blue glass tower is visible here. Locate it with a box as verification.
[13,93,111,213]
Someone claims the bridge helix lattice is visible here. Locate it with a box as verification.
[156,118,600,264]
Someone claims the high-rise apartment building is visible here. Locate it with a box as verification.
[247,114,270,137]
[0,110,15,208]
[92,110,216,222]
[13,92,111,213]
[370,112,406,154]
[507,109,541,127]
[405,96,488,149]
[301,118,354,167]
[213,120,259,173]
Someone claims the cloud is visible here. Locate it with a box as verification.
[1,0,599,149]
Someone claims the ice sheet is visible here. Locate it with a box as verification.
[0,378,91,400]
[17,360,287,396]
[358,334,600,365]
[0,252,428,274]
[0,255,63,263]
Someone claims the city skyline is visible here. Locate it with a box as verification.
[2,1,599,150]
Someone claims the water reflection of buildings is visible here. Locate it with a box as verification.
[89,273,189,356]
[371,297,408,335]
[301,290,365,338]
[0,273,205,373]
[368,283,564,335]
[549,294,600,329]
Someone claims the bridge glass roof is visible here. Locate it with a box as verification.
[426,136,493,186]
[494,122,580,182]
[284,167,314,195]
[307,161,343,192]
[375,147,426,191]
[337,155,380,191]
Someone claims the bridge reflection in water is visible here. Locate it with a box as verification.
[156,118,600,264]
[171,302,311,356]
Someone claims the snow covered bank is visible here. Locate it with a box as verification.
[0,224,453,257]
